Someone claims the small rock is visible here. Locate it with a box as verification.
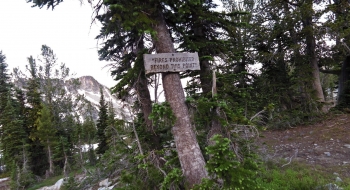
[333,172,339,176]
[324,152,331,156]
[336,176,343,182]
[314,144,318,146]
[344,144,350,148]
[99,178,111,187]
[322,183,343,190]
[330,138,334,140]
[38,178,64,190]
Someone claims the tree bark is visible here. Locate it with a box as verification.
[47,141,54,177]
[136,75,153,128]
[63,151,68,177]
[134,39,159,149]
[199,59,212,95]
[191,15,212,95]
[302,2,325,102]
[333,0,350,106]
[151,10,208,187]
[337,56,350,105]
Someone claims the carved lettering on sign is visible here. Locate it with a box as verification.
[144,53,200,74]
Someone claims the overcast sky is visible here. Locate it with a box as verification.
[0,0,116,87]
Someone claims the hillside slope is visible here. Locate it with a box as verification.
[257,114,350,178]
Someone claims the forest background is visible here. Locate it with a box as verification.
[0,0,349,189]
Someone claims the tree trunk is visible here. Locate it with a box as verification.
[207,71,223,145]
[63,151,68,177]
[78,139,85,172]
[136,75,153,128]
[337,56,350,106]
[192,18,212,95]
[47,141,54,177]
[334,0,350,106]
[192,21,222,145]
[134,39,159,149]
[302,2,325,102]
[151,10,208,187]
[199,59,212,95]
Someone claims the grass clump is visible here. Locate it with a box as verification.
[257,161,350,190]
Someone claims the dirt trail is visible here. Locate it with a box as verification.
[257,114,350,177]
[0,178,10,190]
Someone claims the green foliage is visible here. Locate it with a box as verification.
[149,102,176,129]
[53,136,71,175]
[160,168,183,190]
[0,95,28,174]
[257,169,322,189]
[27,0,64,9]
[10,160,35,189]
[255,160,350,190]
[96,86,109,155]
[186,93,255,160]
[23,0,350,188]
[0,51,12,116]
[252,60,324,129]
[33,103,56,142]
[194,135,262,190]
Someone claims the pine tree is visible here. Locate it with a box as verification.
[25,56,48,176]
[0,51,11,117]
[95,12,156,147]
[54,136,70,177]
[20,45,82,176]
[81,116,97,166]
[166,1,239,94]
[0,52,29,177]
[0,95,27,172]
[324,0,350,107]
[94,1,210,186]
[32,103,57,177]
[27,0,63,9]
[106,101,116,145]
[96,86,109,155]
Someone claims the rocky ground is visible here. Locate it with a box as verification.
[257,113,350,179]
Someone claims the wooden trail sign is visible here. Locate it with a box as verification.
[143,52,200,74]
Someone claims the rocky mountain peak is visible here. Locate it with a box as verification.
[78,76,102,93]
[13,75,125,121]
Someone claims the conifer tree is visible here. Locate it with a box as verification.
[81,116,97,166]
[95,12,156,148]
[21,45,82,175]
[324,0,350,107]
[54,136,70,176]
[166,0,238,94]
[32,103,57,176]
[96,86,109,155]
[26,0,63,9]
[0,51,33,183]
[0,51,11,116]
[25,56,48,176]
[0,95,27,172]
[106,101,116,144]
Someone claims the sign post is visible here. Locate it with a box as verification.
[144,52,200,74]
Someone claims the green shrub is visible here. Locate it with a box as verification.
[194,135,262,190]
